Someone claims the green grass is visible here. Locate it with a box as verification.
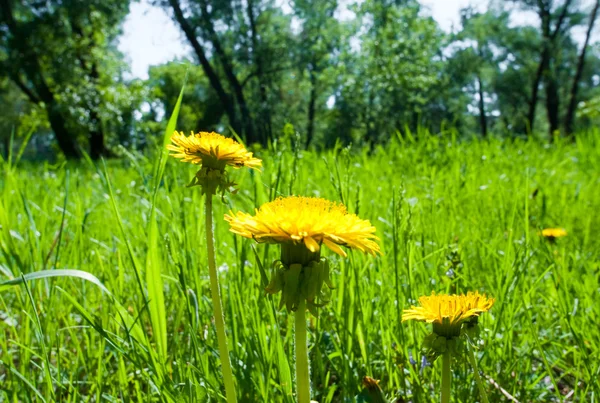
[1,130,599,402]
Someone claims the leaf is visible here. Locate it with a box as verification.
[146,71,188,362]
[0,269,148,351]
[0,269,111,293]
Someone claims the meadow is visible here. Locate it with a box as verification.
[1,129,599,402]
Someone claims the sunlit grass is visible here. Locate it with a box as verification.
[1,130,599,402]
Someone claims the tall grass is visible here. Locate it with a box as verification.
[1,129,599,402]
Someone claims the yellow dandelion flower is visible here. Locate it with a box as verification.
[224,196,380,258]
[167,131,262,170]
[403,291,494,337]
[360,377,386,402]
[541,228,567,239]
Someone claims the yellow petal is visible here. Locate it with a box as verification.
[224,196,379,256]
[304,236,320,252]
[324,238,347,257]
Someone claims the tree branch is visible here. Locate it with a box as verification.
[10,74,42,104]
[167,0,239,131]
[550,0,573,41]
[196,0,257,142]
[241,64,293,88]
[565,0,599,135]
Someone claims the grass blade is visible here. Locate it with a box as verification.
[0,269,111,293]
[146,72,187,361]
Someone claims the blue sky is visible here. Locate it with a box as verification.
[118,0,596,80]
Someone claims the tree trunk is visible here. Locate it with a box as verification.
[527,49,547,134]
[366,89,376,145]
[544,65,560,139]
[527,0,572,135]
[197,0,257,143]
[10,74,41,104]
[476,73,488,137]
[72,22,108,159]
[47,103,80,158]
[2,135,10,160]
[247,0,272,143]
[1,0,80,158]
[235,87,256,143]
[89,127,106,160]
[306,66,317,148]
[87,62,108,159]
[168,0,241,135]
[565,0,599,137]
[528,3,551,135]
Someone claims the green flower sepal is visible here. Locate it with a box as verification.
[187,166,237,197]
[423,317,484,362]
[265,258,333,315]
[422,333,463,363]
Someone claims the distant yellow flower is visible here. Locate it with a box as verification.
[541,228,567,239]
[167,131,262,170]
[360,377,386,402]
[403,292,494,337]
[224,196,380,257]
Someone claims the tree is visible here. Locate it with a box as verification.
[139,61,225,142]
[565,0,600,136]
[0,77,49,159]
[330,0,445,145]
[163,0,293,144]
[451,1,598,138]
[512,0,575,136]
[490,23,541,134]
[451,9,515,136]
[292,0,345,147]
[0,0,131,159]
[0,0,79,157]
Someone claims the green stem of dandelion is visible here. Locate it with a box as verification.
[205,193,238,402]
[467,344,490,403]
[441,350,451,403]
[295,299,311,403]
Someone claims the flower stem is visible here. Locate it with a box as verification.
[294,299,310,403]
[467,345,490,403]
[205,194,237,402]
[441,350,451,403]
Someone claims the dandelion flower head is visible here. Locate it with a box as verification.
[403,291,494,334]
[225,196,380,257]
[541,228,567,238]
[167,131,262,170]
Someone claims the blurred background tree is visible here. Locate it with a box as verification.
[0,0,599,159]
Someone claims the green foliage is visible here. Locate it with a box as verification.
[330,1,446,144]
[579,94,600,121]
[0,0,137,158]
[2,0,600,157]
[0,78,49,158]
[1,131,600,401]
[141,61,223,137]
